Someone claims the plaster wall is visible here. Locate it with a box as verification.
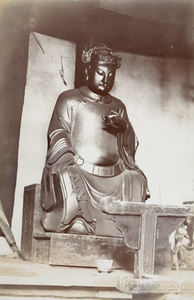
[111,52,194,205]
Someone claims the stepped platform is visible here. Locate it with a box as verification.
[0,255,131,299]
[1,256,194,299]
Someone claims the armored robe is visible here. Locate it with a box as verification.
[41,86,148,236]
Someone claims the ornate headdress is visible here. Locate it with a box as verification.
[82,45,121,69]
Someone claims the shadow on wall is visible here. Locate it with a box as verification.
[157,57,194,109]
[98,0,193,59]
[182,83,194,104]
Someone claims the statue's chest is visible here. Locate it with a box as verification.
[71,101,116,137]
[70,101,119,164]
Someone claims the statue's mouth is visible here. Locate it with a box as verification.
[99,83,108,89]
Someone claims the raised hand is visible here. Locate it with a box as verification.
[102,112,127,134]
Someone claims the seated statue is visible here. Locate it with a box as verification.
[170,215,194,269]
[41,45,149,237]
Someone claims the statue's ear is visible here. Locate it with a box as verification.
[85,66,90,81]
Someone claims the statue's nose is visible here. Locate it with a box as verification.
[102,74,108,84]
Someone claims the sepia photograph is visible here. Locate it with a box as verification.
[0,0,194,299]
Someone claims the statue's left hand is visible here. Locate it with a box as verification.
[103,115,127,133]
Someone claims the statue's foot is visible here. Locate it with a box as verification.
[67,218,94,235]
[68,219,88,234]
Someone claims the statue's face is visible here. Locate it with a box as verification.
[86,62,116,96]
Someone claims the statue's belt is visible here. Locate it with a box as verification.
[74,154,125,177]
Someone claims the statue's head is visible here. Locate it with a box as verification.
[82,45,121,96]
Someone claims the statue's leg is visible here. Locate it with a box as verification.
[79,170,123,237]
[58,166,79,225]
[41,166,79,232]
[59,166,95,234]
[62,166,97,234]
[41,163,98,234]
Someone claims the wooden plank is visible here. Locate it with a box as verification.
[108,215,141,249]
[21,184,48,262]
[21,184,37,260]
[101,199,194,216]
[132,295,194,300]
[49,233,108,266]
[0,286,131,299]
[135,210,157,277]
[117,276,194,294]
[49,233,134,269]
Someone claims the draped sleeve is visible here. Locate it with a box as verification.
[117,104,140,170]
[46,89,81,165]
[41,89,82,211]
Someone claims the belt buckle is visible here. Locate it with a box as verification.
[76,156,84,166]
[119,160,125,171]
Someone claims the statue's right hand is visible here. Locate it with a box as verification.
[48,152,75,174]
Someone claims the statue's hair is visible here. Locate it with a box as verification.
[82,45,121,69]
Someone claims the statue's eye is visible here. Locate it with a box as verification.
[96,70,103,76]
